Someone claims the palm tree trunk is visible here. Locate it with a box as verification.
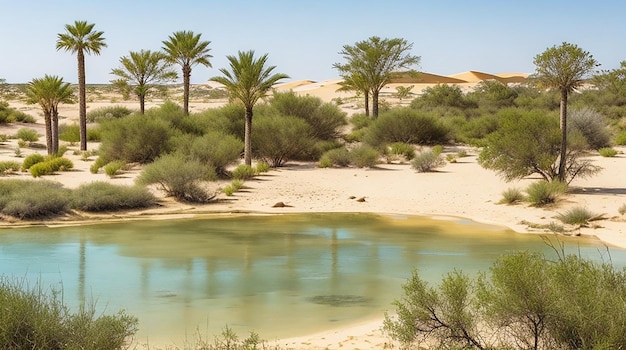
[52,107,59,155]
[372,89,379,118]
[364,90,370,117]
[558,90,568,182]
[43,110,53,155]
[139,94,145,115]
[244,107,253,166]
[183,65,191,115]
[77,49,88,151]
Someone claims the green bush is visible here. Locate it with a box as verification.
[255,161,270,173]
[598,147,618,157]
[556,206,601,225]
[71,182,157,212]
[87,126,101,141]
[90,157,108,174]
[0,101,35,123]
[252,115,316,166]
[525,181,568,206]
[231,164,256,180]
[0,276,137,348]
[387,142,415,161]
[0,179,71,219]
[411,149,446,172]
[137,153,217,203]
[0,161,20,175]
[349,144,380,168]
[16,128,39,142]
[499,187,525,204]
[99,113,173,163]
[186,103,245,137]
[58,123,80,143]
[171,131,243,176]
[222,180,244,197]
[568,107,611,149]
[615,131,626,145]
[319,147,351,168]
[86,105,133,123]
[104,161,125,177]
[364,108,450,146]
[21,153,45,171]
[29,157,73,177]
[350,113,373,130]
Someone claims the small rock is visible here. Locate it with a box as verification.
[356,197,366,202]
[272,202,292,208]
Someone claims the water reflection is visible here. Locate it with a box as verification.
[0,213,621,346]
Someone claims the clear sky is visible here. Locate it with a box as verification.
[2,0,626,84]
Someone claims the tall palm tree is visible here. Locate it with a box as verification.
[24,75,74,155]
[162,30,212,115]
[533,42,598,181]
[110,50,178,114]
[56,20,107,151]
[210,50,289,166]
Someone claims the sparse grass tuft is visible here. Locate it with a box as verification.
[525,181,567,206]
[0,161,21,175]
[71,182,157,212]
[104,161,125,178]
[411,149,446,172]
[556,206,601,225]
[231,164,256,180]
[598,147,618,157]
[619,203,626,216]
[500,187,525,204]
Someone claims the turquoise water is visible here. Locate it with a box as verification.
[0,213,621,346]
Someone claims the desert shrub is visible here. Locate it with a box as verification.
[556,206,601,225]
[269,90,347,140]
[466,80,518,109]
[598,147,618,157]
[0,179,70,219]
[71,182,157,212]
[58,123,80,143]
[222,180,244,197]
[0,134,6,142]
[350,113,373,130]
[387,142,415,162]
[411,149,446,172]
[457,113,501,144]
[99,113,173,163]
[410,83,473,109]
[615,131,626,145]
[252,115,316,166]
[86,105,133,122]
[231,164,256,180]
[499,187,525,204]
[171,131,243,176]
[0,101,35,123]
[619,203,626,215]
[137,153,217,203]
[21,153,45,171]
[319,147,351,168]
[29,157,73,177]
[54,145,68,158]
[364,108,449,146]
[349,144,379,168]
[568,107,611,149]
[190,103,245,137]
[104,161,125,177]
[0,161,20,175]
[29,162,53,177]
[525,181,568,206]
[0,276,137,348]
[89,157,108,174]
[255,161,270,173]
[87,126,101,141]
[16,128,38,143]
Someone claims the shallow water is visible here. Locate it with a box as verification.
[0,213,621,346]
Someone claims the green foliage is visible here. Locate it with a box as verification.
[556,206,601,225]
[350,113,373,130]
[189,103,245,137]
[252,115,316,167]
[171,131,243,176]
[269,90,347,140]
[89,157,108,174]
[255,161,270,173]
[0,276,137,349]
[525,181,568,206]
[99,113,173,163]
[365,108,450,146]
[411,149,446,172]
[410,83,473,109]
[71,182,157,212]
[319,147,351,168]
[385,251,626,350]
[87,126,101,141]
[568,107,611,149]
[0,101,35,123]
[0,179,70,219]
[104,161,124,177]
[86,105,133,123]
[222,180,244,196]
[29,157,74,177]
[386,142,415,161]
[467,79,518,109]
[615,131,626,145]
[0,161,20,175]
[58,123,80,143]
[16,128,39,142]
[499,187,525,204]
[598,147,618,157]
[457,112,501,144]
[231,164,256,180]
[137,153,216,202]
[349,144,379,168]
[21,153,45,171]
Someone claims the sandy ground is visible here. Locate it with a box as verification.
[1,77,625,349]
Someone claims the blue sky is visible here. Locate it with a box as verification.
[2,0,626,84]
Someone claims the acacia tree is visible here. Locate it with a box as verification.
[24,75,74,155]
[110,50,178,114]
[532,42,597,181]
[56,20,107,151]
[333,36,420,117]
[210,50,289,166]
[162,30,212,115]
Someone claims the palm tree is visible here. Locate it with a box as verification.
[56,20,107,151]
[110,50,178,114]
[162,30,212,115]
[533,42,598,181]
[210,50,289,166]
[337,72,370,116]
[24,75,74,155]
